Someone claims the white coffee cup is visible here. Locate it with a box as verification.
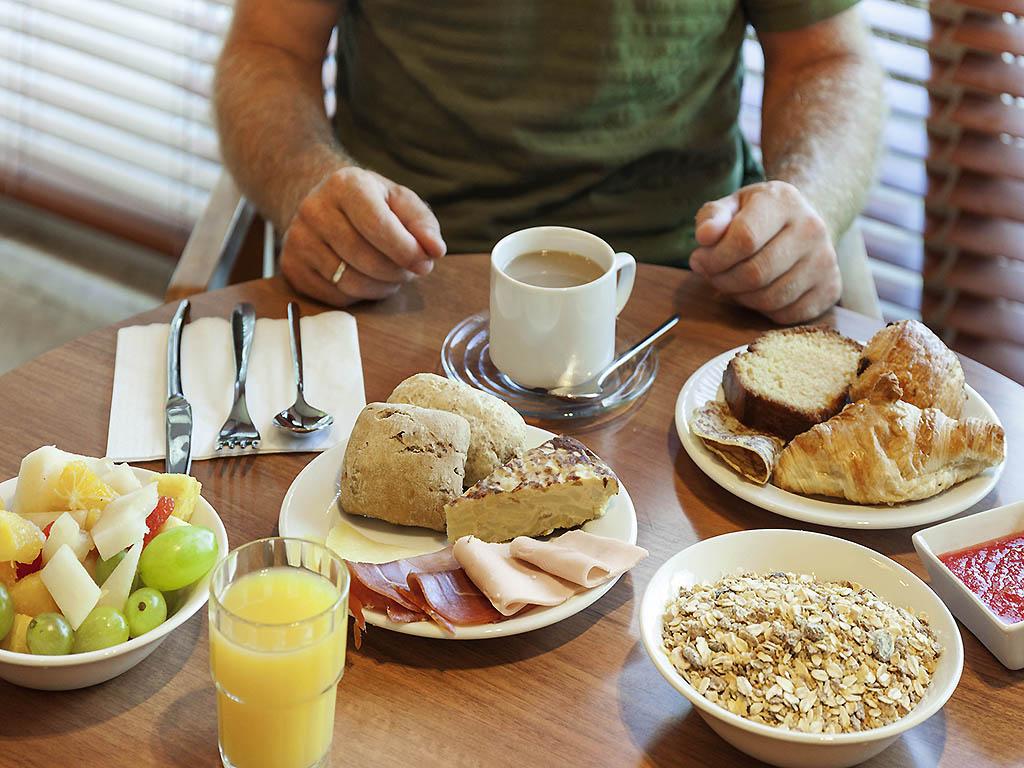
[489,226,637,389]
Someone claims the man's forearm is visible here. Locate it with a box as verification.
[214,40,351,231]
[760,51,885,242]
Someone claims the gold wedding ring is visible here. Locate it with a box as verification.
[331,260,347,284]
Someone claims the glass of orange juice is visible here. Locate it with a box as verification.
[209,538,349,768]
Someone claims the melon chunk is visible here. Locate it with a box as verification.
[90,483,157,561]
[100,464,142,496]
[12,446,106,515]
[42,512,91,564]
[39,545,101,630]
[97,540,143,611]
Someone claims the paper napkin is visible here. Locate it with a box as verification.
[106,311,365,462]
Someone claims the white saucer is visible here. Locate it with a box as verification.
[675,347,1004,530]
[279,425,638,638]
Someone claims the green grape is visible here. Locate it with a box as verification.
[94,551,125,586]
[73,606,129,653]
[125,587,167,638]
[0,584,13,642]
[26,613,74,655]
[162,587,188,617]
[139,526,218,592]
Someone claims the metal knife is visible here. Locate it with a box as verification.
[165,299,193,475]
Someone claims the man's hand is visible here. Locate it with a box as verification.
[689,181,842,324]
[280,167,447,306]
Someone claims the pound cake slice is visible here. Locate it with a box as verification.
[445,436,619,543]
[723,327,863,440]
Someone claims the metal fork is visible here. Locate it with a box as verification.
[216,302,261,451]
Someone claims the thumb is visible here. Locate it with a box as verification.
[695,193,740,247]
[388,185,447,260]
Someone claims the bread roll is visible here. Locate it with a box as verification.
[340,403,470,531]
[388,373,526,485]
[851,320,966,418]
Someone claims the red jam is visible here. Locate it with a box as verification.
[939,532,1024,624]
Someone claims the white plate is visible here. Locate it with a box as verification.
[675,347,1004,530]
[0,466,228,690]
[279,425,638,639]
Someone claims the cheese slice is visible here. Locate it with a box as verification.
[444,436,619,543]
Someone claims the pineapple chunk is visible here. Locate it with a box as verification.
[156,474,202,522]
[1,613,32,653]
[0,561,16,588]
[42,512,91,564]
[9,572,59,617]
[0,511,44,563]
[40,545,100,630]
[0,496,5,510]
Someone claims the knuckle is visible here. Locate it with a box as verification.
[730,221,757,254]
[738,255,770,288]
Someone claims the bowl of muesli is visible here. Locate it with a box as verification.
[639,529,963,768]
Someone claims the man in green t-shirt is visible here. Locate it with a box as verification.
[215,1,883,324]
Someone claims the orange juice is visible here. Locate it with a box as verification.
[210,566,347,768]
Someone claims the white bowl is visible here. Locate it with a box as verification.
[0,468,229,690]
[913,500,1024,670]
[639,530,963,768]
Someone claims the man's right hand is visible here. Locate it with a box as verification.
[280,166,447,306]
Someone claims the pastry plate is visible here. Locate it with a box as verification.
[675,346,1004,530]
[279,425,638,638]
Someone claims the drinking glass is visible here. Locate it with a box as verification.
[209,538,349,768]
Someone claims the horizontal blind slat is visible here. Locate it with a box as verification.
[0,31,212,123]
[861,219,926,271]
[927,251,1024,302]
[934,214,1024,261]
[925,293,1024,345]
[945,172,1024,222]
[0,115,207,221]
[0,64,219,161]
[103,0,231,36]
[946,332,1024,383]
[7,0,223,64]
[0,5,213,95]
[945,92,1024,138]
[0,89,219,190]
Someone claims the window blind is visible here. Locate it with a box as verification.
[743,0,1023,382]
[0,0,230,255]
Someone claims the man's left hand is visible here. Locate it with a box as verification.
[689,180,842,324]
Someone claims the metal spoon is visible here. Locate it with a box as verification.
[273,302,335,434]
[546,314,681,401]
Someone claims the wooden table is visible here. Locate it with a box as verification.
[1,255,1022,768]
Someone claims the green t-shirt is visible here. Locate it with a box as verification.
[334,1,856,266]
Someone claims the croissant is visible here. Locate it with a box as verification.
[774,374,1004,504]
[851,320,966,418]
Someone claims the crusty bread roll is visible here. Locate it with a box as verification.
[340,403,470,531]
[851,320,966,418]
[388,373,526,486]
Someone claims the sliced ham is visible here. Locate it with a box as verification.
[405,570,505,633]
[452,537,578,616]
[346,547,500,635]
[509,530,648,588]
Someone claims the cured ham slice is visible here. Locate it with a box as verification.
[346,547,500,635]
[405,570,504,633]
[509,530,647,588]
[452,537,577,616]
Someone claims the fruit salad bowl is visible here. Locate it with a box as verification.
[0,465,228,690]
